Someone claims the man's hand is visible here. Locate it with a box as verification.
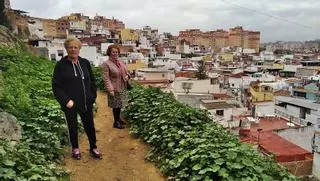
[66,100,74,108]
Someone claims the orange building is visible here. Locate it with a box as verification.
[229,26,260,52]
[211,29,229,51]
[41,19,57,38]
[178,27,259,52]
[104,18,125,30]
[178,29,202,45]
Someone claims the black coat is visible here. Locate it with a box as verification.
[52,56,97,112]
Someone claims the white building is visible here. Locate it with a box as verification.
[176,41,191,54]
[90,25,111,37]
[128,52,149,65]
[153,58,180,71]
[200,100,246,128]
[274,96,320,126]
[27,18,44,39]
[137,68,171,81]
[283,64,303,73]
[164,53,181,60]
[274,96,320,179]
[69,20,86,31]
[79,46,99,65]
[48,46,67,61]
[260,51,275,61]
[173,78,215,94]
[190,45,201,54]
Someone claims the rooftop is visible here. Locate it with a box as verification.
[257,132,312,162]
[250,117,299,132]
[212,93,233,99]
[275,96,320,110]
[239,117,310,162]
[201,101,236,109]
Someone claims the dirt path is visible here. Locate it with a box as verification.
[63,91,165,181]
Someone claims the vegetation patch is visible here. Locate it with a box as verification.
[123,86,297,181]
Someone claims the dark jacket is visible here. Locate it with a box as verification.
[52,56,97,112]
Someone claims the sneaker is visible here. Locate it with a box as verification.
[90,149,102,160]
[113,121,125,129]
[72,148,81,160]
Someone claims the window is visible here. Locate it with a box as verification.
[216,110,224,116]
[50,54,56,61]
[57,50,64,57]
[210,78,218,85]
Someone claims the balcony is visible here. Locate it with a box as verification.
[275,106,308,126]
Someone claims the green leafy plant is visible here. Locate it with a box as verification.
[0,46,69,180]
[123,86,297,181]
[92,66,106,92]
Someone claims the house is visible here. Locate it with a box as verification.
[296,67,319,78]
[239,116,313,176]
[137,68,173,81]
[274,96,320,126]
[172,78,218,108]
[249,81,274,103]
[279,64,303,78]
[292,83,320,101]
[200,100,246,128]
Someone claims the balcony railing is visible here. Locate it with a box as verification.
[274,106,308,126]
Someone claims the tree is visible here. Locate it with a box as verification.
[195,60,207,80]
[0,0,11,29]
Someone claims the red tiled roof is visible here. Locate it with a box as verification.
[239,117,309,162]
[229,72,249,78]
[175,71,195,78]
[257,132,312,162]
[250,117,299,132]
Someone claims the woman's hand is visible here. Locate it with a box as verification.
[66,100,74,108]
[109,91,115,97]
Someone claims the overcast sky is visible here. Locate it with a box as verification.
[10,0,320,42]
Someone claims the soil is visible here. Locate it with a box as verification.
[63,91,166,181]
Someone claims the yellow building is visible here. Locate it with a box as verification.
[220,53,234,62]
[272,63,284,70]
[250,83,273,102]
[126,60,145,71]
[120,29,138,42]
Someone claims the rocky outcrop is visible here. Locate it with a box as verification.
[0,25,16,46]
[0,112,22,141]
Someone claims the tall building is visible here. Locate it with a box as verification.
[248,31,260,53]
[212,29,229,50]
[229,26,260,53]
[228,26,243,47]
[179,27,260,52]
[178,29,202,45]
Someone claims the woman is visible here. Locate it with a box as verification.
[52,38,102,160]
[102,44,129,129]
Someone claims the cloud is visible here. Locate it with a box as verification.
[10,0,320,42]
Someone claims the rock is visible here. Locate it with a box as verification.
[0,112,22,141]
[0,25,16,46]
